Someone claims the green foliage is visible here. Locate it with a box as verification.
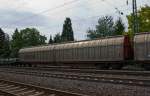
[0,28,5,48]
[0,28,10,58]
[87,29,98,39]
[54,33,62,43]
[11,28,47,57]
[87,16,114,39]
[11,28,23,57]
[48,35,53,44]
[114,17,125,35]
[61,17,74,42]
[2,34,10,58]
[87,16,125,39]
[20,28,47,47]
[123,31,133,39]
[127,5,150,33]
[49,17,75,44]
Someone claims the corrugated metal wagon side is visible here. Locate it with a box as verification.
[19,45,55,67]
[18,35,133,69]
[134,32,150,70]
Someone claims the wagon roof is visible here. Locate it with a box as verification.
[21,35,124,49]
[19,35,124,53]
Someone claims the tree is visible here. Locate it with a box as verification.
[11,28,47,57]
[87,16,126,39]
[11,28,23,57]
[0,28,4,43]
[87,29,98,39]
[127,5,150,33]
[20,28,47,47]
[3,33,10,58]
[0,28,5,58]
[0,28,10,58]
[48,35,53,44]
[54,33,62,43]
[87,16,115,39]
[114,17,125,35]
[0,28,5,46]
[61,17,74,42]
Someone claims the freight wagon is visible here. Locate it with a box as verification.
[134,32,150,70]
[18,32,150,70]
[19,35,133,69]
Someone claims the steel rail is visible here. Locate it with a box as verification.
[0,69,150,87]
[0,79,87,96]
[1,66,150,76]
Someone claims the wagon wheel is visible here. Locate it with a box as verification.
[109,64,123,70]
[95,63,109,70]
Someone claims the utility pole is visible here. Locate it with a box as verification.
[131,0,139,62]
[132,0,139,35]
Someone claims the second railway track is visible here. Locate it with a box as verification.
[0,67,150,87]
[1,66,150,76]
[0,79,86,96]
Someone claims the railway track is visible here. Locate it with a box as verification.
[1,66,150,76]
[1,66,150,78]
[0,79,86,96]
[35,67,150,76]
[0,68,150,87]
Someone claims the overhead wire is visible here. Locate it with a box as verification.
[3,0,130,29]
[5,0,129,28]
[44,0,128,27]
[4,0,105,27]
[44,7,130,31]
[2,0,135,39]
[31,0,131,33]
[2,0,81,28]
[1,0,108,29]
[3,0,148,29]
[100,0,131,16]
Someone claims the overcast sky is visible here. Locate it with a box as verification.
[0,0,149,41]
